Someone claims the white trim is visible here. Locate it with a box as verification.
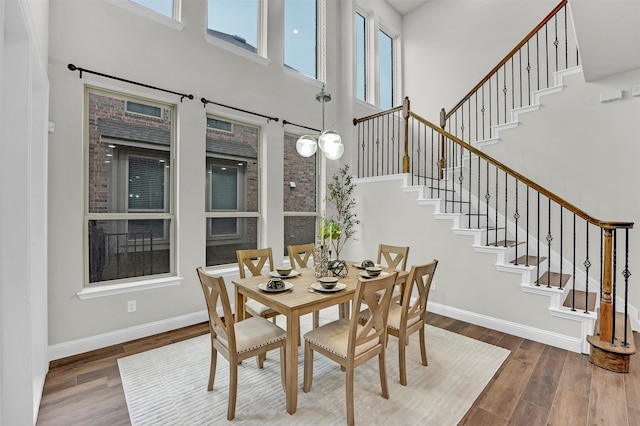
[48,310,208,361]
[76,276,183,299]
[427,301,584,354]
[204,33,270,67]
[108,0,185,31]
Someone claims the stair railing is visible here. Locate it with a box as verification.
[353,98,634,355]
[442,0,578,148]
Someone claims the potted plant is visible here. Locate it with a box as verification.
[325,164,360,260]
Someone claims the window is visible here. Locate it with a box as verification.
[379,29,394,109]
[283,133,317,256]
[205,115,260,267]
[355,11,366,101]
[207,0,260,54]
[86,89,175,285]
[284,0,317,79]
[129,0,174,19]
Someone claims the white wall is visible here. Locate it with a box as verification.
[1,0,50,423]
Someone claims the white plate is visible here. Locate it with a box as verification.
[269,270,301,278]
[358,271,390,279]
[352,262,382,270]
[310,282,347,293]
[257,281,294,293]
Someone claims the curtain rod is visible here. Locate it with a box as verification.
[68,64,194,102]
[200,97,279,123]
[282,119,320,133]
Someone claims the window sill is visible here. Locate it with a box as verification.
[109,1,185,32]
[77,276,183,300]
[204,34,270,67]
[282,66,322,86]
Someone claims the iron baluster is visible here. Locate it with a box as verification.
[584,223,590,314]
[547,197,552,288]
[504,172,508,247]
[612,229,617,345]
[623,228,631,347]
[536,192,540,284]
[571,214,576,311]
[514,179,519,262]
[559,206,563,288]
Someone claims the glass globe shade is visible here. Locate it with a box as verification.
[296,135,317,157]
[318,130,342,154]
[323,141,344,160]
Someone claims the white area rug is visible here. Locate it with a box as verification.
[118,310,510,425]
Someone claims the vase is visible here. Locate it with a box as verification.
[314,245,329,278]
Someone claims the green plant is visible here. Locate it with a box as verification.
[326,164,360,259]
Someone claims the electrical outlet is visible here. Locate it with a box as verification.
[431,281,437,291]
[127,300,136,312]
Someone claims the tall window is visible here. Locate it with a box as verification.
[379,29,394,109]
[130,0,175,18]
[355,11,366,101]
[205,116,260,267]
[86,89,175,285]
[284,0,317,79]
[283,133,317,256]
[207,0,260,54]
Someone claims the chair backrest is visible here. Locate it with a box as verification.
[377,244,410,271]
[349,271,398,357]
[236,248,274,278]
[400,260,438,326]
[288,243,315,269]
[196,267,236,351]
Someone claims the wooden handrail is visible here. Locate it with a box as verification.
[353,105,403,125]
[408,110,633,230]
[445,0,568,120]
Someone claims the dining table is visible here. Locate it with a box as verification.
[232,261,408,415]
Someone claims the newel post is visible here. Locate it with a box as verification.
[439,108,446,179]
[402,97,410,173]
[599,228,614,342]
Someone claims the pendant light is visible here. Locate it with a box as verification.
[296,85,344,160]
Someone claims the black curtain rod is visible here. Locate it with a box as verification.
[200,97,279,123]
[67,64,194,102]
[282,119,320,133]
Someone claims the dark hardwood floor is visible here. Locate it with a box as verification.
[36,314,640,425]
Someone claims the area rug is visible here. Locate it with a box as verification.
[118,310,510,425]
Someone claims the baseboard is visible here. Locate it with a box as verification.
[47,310,208,361]
[427,301,583,354]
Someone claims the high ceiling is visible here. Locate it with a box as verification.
[384,0,429,16]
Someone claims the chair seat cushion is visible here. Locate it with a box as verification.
[246,299,277,317]
[303,318,378,359]
[217,316,286,354]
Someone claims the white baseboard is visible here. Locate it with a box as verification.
[427,301,584,354]
[48,310,209,361]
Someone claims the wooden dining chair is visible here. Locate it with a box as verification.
[360,259,438,386]
[288,243,320,328]
[377,243,410,301]
[302,271,397,426]
[236,248,279,323]
[196,267,287,420]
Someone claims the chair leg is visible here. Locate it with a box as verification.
[419,325,428,366]
[346,367,355,426]
[280,346,286,391]
[302,341,313,392]
[227,359,238,420]
[398,334,408,386]
[257,352,266,368]
[379,350,389,399]
[313,311,320,328]
[208,347,217,391]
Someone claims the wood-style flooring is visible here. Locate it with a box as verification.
[36,313,640,425]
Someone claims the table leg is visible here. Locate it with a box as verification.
[235,289,246,321]
[285,310,300,414]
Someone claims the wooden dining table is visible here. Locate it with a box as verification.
[232,261,407,415]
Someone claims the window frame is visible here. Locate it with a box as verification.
[355,10,368,102]
[378,25,395,109]
[83,86,177,287]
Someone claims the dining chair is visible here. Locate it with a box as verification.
[196,267,287,420]
[288,243,320,328]
[302,271,398,426]
[236,248,279,323]
[377,243,410,301]
[360,259,438,386]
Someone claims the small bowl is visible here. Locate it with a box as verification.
[266,277,284,290]
[276,266,292,276]
[360,259,375,268]
[319,276,339,289]
[365,266,382,277]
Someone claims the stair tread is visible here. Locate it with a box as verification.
[587,310,636,355]
[488,240,524,248]
[563,289,596,311]
[511,255,547,266]
[537,271,571,287]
